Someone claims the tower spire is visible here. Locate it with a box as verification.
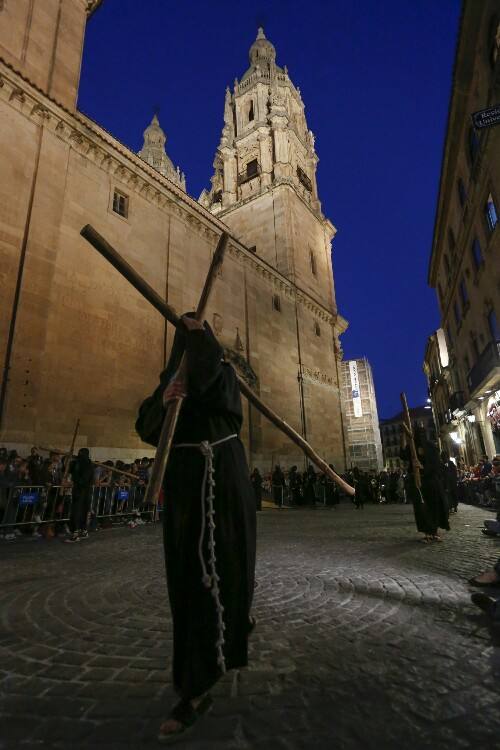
[138,113,186,191]
[199,27,320,215]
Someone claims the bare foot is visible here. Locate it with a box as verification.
[158,694,208,740]
[473,569,500,584]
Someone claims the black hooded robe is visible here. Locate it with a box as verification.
[402,440,450,535]
[136,321,256,700]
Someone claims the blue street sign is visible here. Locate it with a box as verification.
[117,490,129,501]
[472,105,500,130]
[19,491,40,505]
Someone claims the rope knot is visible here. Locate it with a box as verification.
[199,440,212,458]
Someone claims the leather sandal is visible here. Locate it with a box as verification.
[468,575,500,587]
[158,694,213,744]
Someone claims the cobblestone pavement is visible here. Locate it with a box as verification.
[1,503,500,750]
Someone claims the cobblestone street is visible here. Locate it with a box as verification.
[1,503,500,750]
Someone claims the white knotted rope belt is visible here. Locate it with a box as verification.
[173,433,237,674]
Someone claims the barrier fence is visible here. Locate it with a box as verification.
[0,484,155,533]
[269,483,340,507]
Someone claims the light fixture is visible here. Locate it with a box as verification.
[484,390,492,394]
[425,405,432,410]
[478,396,484,401]
[467,414,476,423]
[426,398,432,403]
[449,431,463,444]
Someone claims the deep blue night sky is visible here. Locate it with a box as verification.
[79,0,461,419]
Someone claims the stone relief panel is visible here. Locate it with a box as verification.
[300,365,335,389]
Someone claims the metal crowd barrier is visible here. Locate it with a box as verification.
[0,483,155,533]
[270,482,331,507]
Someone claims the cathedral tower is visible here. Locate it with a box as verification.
[199,28,338,314]
[138,114,186,191]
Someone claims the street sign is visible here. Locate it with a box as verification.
[472,104,500,130]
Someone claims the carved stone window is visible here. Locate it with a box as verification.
[238,159,260,185]
[297,166,312,192]
[314,321,321,337]
[272,294,281,312]
[112,190,129,218]
[247,159,259,178]
[212,190,222,205]
[310,250,317,276]
[249,100,254,122]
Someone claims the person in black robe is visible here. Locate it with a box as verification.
[288,465,303,506]
[441,452,459,513]
[401,425,450,542]
[65,448,93,543]
[135,315,256,742]
[303,465,317,506]
[271,465,286,507]
[250,468,263,511]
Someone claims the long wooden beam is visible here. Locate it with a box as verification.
[80,225,355,496]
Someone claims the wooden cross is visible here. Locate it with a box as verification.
[400,392,422,491]
[80,225,356,497]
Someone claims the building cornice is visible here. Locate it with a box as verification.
[86,0,104,15]
[0,57,346,330]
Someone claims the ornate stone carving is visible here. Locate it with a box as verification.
[223,348,258,389]
[301,366,335,388]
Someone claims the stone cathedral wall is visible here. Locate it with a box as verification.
[0,62,347,470]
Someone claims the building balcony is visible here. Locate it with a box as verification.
[467,340,500,395]
[444,391,466,423]
[449,390,465,413]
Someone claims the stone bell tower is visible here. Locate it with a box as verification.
[199,27,337,313]
[138,114,186,191]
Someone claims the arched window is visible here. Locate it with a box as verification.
[310,250,317,276]
[488,16,500,68]
[485,192,498,232]
[248,100,254,122]
[272,294,281,312]
[314,321,321,337]
[471,236,483,270]
[459,277,469,309]
[487,308,499,342]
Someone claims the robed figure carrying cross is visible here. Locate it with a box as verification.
[135,314,256,740]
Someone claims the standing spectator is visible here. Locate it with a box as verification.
[250,468,263,511]
[0,458,17,540]
[321,466,339,508]
[66,448,93,543]
[27,447,43,484]
[396,471,406,503]
[481,455,493,478]
[303,465,317,506]
[442,453,459,513]
[352,468,366,510]
[272,465,286,507]
[288,465,303,505]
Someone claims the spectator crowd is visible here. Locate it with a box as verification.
[1,443,499,542]
[0,446,155,541]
